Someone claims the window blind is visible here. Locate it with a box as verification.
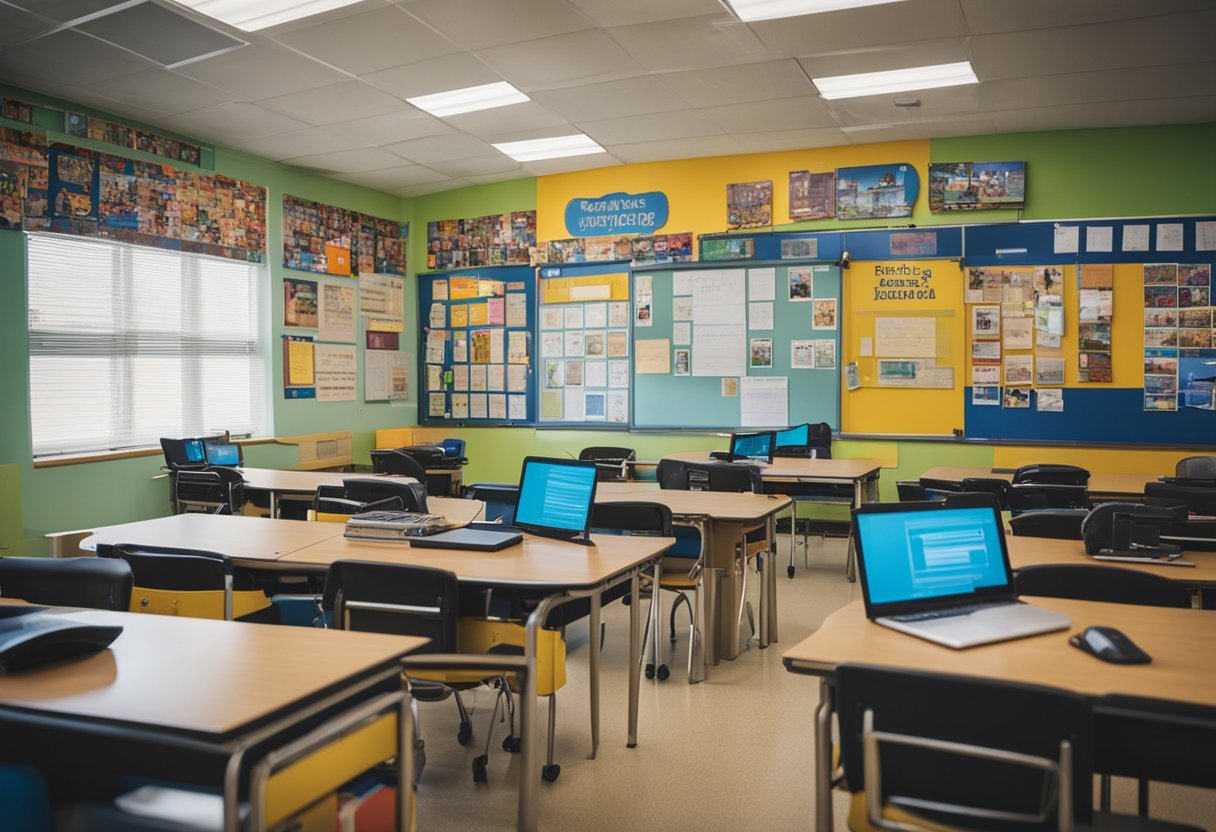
[27,233,267,458]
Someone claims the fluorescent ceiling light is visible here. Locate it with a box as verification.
[407,82,530,118]
[725,0,908,22]
[492,134,605,162]
[172,0,366,31]
[813,61,978,100]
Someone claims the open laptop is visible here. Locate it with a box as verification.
[710,431,775,465]
[853,499,1070,649]
[203,440,241,467]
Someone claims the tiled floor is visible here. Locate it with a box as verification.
[413,535,1215,831]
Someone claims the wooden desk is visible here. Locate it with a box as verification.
[783,598,1216,831]
[1007,535,1216,587]
[236,468,418,516]
[595,483,792,673]
[664,452,882,501]
[0,609,424,831]
[921,465,1159,499]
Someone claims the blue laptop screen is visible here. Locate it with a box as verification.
[730,432,772,460]
[204,442,240,466]
[856,507,1009,605]
[515,461,597,532]
[183,439,205,464]
[775,424,809,447]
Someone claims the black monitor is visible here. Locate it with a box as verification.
[160,437,206,468]
[204,441,242,467]
[514,457,598,544]
[729,431,775,464]
[775,424,809,448]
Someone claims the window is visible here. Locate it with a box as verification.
[27,234,267,458]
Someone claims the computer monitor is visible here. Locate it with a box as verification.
[159,437,206,468]
[204,441,241,467]
[514,457,598,543]
[775,423,809,449]
[729,431,775,464]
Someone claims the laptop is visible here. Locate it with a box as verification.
[203,441,241,467]
[407,526,523,551]
[710,430,775,465]
[853,500,1070,649]
[775,423,810,453]
[513,456,599,544]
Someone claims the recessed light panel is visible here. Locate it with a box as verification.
[407,82,530,118]
[813,61,978,100]
[492,134,605,162]
[724,0,908,22]
[173,0,366,31]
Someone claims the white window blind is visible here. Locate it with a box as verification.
[27,233,267,458]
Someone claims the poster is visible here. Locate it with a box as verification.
[318,281,356,343]
[835,163,918,220]
[427,210,535,270]
[726,180,772,229]
[788,170,834,220]
[283,278,318,328]
[928,161,1025,212]
[284,195,405,276]
[314,344,357,402]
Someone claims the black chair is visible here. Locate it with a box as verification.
[343,477,428,513]
[578,446,636,482]
[918,477,963,500]
[1009,509,1087,540]
[463,482,519,523]
[173,466,244,514]
[1015,563,1192,609]
[895,481,926,502]
[369,449,428,482]
[773,422,833,458]
[1144,481,1216,516]
[1009,482,1090,511]
[1013,463,1090,486]
[671,460,759,493]
[381,445,462,496]
[961,477,1011,510]
[1175,455,1216,480]
[0,557,132,610]
[834,663,1200,832]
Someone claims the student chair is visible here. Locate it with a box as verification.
[0,556,132,610]
[322,560,566,783]
[917,477,964,500]
[1008,509,1087,540]
[463,482,520,524]
[1014,563,1192,609]
[961,477,1011,510]
[834,663,1200,832]
[369,449,428,482]
[98,544,277,623]
[1144,481,1216,516]
[1013,464,1090,486]
[1009,483,1090,512]
[172,467,245,515]
[578,446,636,482]
[343,477,428,513]
[895,481,926,502]
[1174,455,1216,480]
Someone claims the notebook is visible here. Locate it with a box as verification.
[343,511,458,540]
[853,501,1070,649]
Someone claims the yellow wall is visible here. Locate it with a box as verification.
[535,140,931,242]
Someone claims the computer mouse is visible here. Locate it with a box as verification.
[1069,626,1151,664]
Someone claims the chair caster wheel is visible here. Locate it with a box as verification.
[457,721,473,746]
[787,565,795,579]
[645,663,655,680]
[503,735,521,753]
[542,763,561,782]
[472,755,488,783]
[656,664,670,681]
[622,594,631,606]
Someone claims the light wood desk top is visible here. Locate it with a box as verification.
[0,609,424,738]
[783,597,1216,708]
[282,532,672,588]
[1007,535,1216,585]
[594,482,791,522]
[237,468,414,494]
[921,466,1158,498]
[666,452,881,481]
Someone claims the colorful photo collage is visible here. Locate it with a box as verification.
[966,265,1068,412]
[1,128,265,261]
[726,180,772,229]
[1142,263,1214,411]
[2,98,33,124]
[538,299,630,423]
[425,275,530,423]
[928,161,1026,212]
[535,232,693,266]
[65,112,202,166]
[426,211,536,270]
[283,195,407,277]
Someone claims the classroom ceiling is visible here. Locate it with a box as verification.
[0,0,1213,197]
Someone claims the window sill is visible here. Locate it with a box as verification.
[32,438,274,469]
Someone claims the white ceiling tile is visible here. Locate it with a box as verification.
[608,14,770,73]
[75,2,245,68]
[0,6,57,47]
[577,109,724,145]
[50,84,167,124]
[465,170,532,185]
[476,29,647,91]
[523,153,621,176]
[979,64,1216,112]
[970,12,1216,81]
[4,0,121,23]
[428,155,523,178]
[731,127,850,153]
[608,135,743,164]
[748,0,968,59]
[332,164,450,189]
[658,60,817,108]
[988,96,1216,134]
[283,146,407,173]
[252,0,391,34]
[161,102,311,143]
[390,179,471,197]
[702,96,838,133]
[530,75,689,122]
[824,85,987,125]
[257,81,407,126]
[405,0,594,50]
[361,52,501,99]
[272,5,459,76]
[86,69,233,116]
[327,107,455,144]
[175,43,347,100]
[384,132,498,163]
[959,0,1216,35]
[842,117,997,144]
[228,128,366,161]
[796,38,971,79]
[0,30,156,90]
[567,0,724,28]
[441,101,570,138]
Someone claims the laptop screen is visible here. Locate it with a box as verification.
[855,506,1010,607]
[515,458,598,537]
[204,441,241,466]
[730,431,773,462]
[775,424,809,448]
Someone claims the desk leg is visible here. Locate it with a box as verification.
[628,572,641,748]
[650,560,663,677]
[521,602,546,832]
[815,678,834,832]
[589,593,601,759]
[399,688,413,832]
[767,514,779,645]
[222,749,246,832]
[269,490,279,519]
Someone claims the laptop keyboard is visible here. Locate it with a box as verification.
[889,601,1015,623]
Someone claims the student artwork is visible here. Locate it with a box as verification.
[1004,354,1033,386]
[788,171,834,220]
[700,236,755,261]
[1035,356,1065,386]
[791,340,814,369]
[972,386,1001,406]
[2,98,34,124]
[1003,387,1030,409]
[535,231,693,265]
[971,306,1000,340]
[283,278,318,328]
[673,348,691,376]
[427,211,535,269]
[1002,317,1033,350]
[789,268,814,301]
[749,338,773,368]
[726,180,772,229]
[928,162,1025,212]
[283,196,406,276]
[814,340,836,370]
[1142,262,1214,410]
[1078,351,1112,383]
[835,163,918,220]
[1036,389,1064,412]
[812,298,837,329]
[972,340,1001,363]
